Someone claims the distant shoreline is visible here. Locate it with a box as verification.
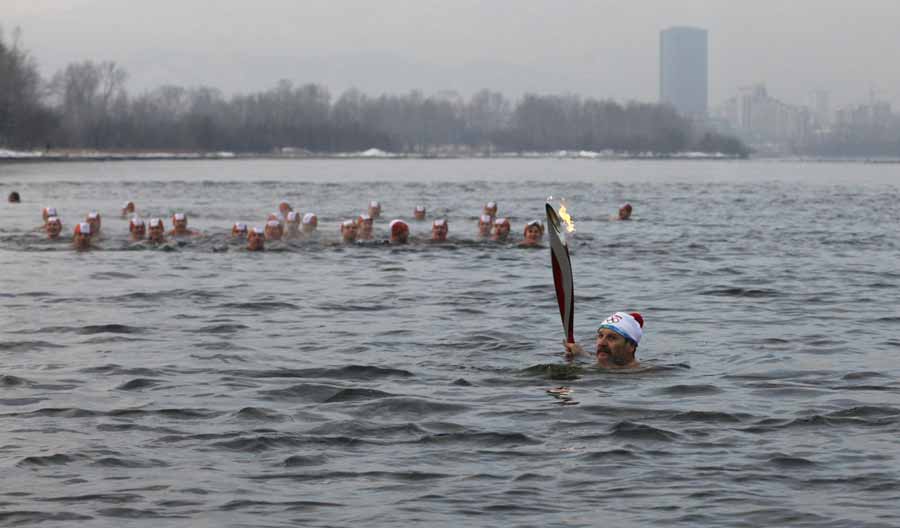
[0,149,895,164]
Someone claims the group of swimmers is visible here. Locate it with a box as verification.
[24,198,638,251]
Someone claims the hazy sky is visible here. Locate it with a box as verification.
[6,0,898,109]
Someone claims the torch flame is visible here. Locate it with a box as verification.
[558,201,576,234]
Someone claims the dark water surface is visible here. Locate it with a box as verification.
[1,159,899,527]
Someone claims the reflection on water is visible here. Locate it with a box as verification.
[1,159,900,526]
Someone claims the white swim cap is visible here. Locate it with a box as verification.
[494,217,510,226]
[87,211,100,220]
[479,214,493,223]
[149,218,163,228]
[45,207,58,217]
[266,220,282,228]
[415,205,426,212]
[129,217,145,227]
[341,220,355,227]
[47,216,61,224]
[369,200,380,208]
[75,222,91,235]
[286,211,299,222]
[359,213,372,221]
[598,312,645,346]
[486,201,497,209]
[173,213,186,221]
[233,222,247,231]
[251,227,264,234]
[302,213,317,224]
[433,219,447,227]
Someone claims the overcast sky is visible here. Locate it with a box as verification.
[6,0,898,109]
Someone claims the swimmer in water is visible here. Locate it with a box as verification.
[247,227,265,251]
[491,217,511,241]
[278,200,293,219]
[129,217,146,241]
[169,213,199,237]
[45,217,62,239]
[368,200,382,219]
[477,214,493,238]
[564,312,644,369]
[483,201,498,219]
[357,214,374,240]
[264,219,284,241]
[147,218,165,243]
[389,219,409,244]
[231,222,248,239]
[284,211,301,239]
[617,203,633,221]
[520,220,544,246]
[121,201,136,217]
[431,218,448,242]
[340,220,358,243]
[413,205,426,221]
[301,213,318,235]
[86,211,102,235]
[72,222,92,250]
[8,191,21,203]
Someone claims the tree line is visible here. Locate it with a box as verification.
[1,27,749,156]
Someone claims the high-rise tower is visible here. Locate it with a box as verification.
[660,26,708,118]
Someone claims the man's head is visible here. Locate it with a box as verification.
[431,219,448,241]
[477,214,493,237]
[357,214,374,238]
[278,200,292,217]
[414,205,426,221]
[522,220,544,245]
[265,219,283,240]
[483,201,498,217]
[86,211,101,233]
[8,191,20,203]
[340,220,358,242]
[122,201,136,215]
[389,219,409,244]
[147,218,165,242]
[232,222,248,238]
[172,213,189,233]
[492,217,511,241]
[73,222,92,249]
[129,218,146,240]
[596,312,644,366]
[247,227,265,251]
[368,200,382,218]
[46,217,62,239]
[618,203,633,220]
[302,213,318,233]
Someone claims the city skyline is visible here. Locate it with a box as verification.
[659,26,708,118]
[5,1,898,110]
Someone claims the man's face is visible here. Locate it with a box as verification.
[148,224,164,242]
[87,217,100,232]
[524,225,542,244]
[265,224,283,240]
[596,328,635,366]
[46,222,62,238]
[368,205,381,218]
[619,207,632,220]
[247,232,264,250]
[432,224,448,241]
[341,224,358,242]
[173,217,188,232]
[279,203,292,216]
[478,220,492,237]
[73,232,90,249]
[492,223,510,240]
[414,209,426,220]
[131,224,146,240]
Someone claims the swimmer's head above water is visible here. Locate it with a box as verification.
[431,218,448,242]
[618,203,633,221]
[340,220,358,242]
[522,220,544,246]
[302,213,318,234]
[491,217,511,241]
[414,205,426,221]
[368,200,382,219]
[477,214,493,237]
[72,222,92,250]
[247,227,265,251]
[389,219,409,244]
[42,207,58,224]
[265,219,283,241]
[86,211,101,234]
[564,311,644,368]
[46,217,62,239]
[122,201,135,216]
[147,218,165,243]
[129,217,146,240]
[232,222,248,238]
[483,201,498,218]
